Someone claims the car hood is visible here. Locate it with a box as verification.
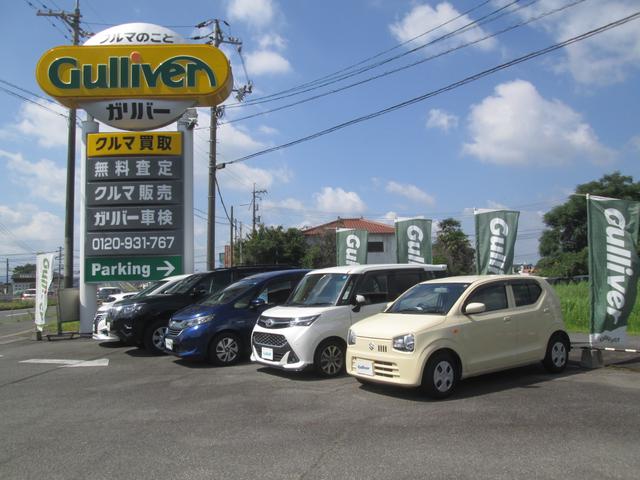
[171,304,220,321]
[261,305,343,319]
[351,312,446,339]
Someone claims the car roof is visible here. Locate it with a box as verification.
[238,269,311,282]
[307,263,448,275]
[422,274,547,285]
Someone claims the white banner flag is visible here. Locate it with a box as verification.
[35,253,55,329]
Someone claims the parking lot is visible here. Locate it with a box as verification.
[1,321,640,480]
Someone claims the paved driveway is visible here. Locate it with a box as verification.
[0,329,639,480]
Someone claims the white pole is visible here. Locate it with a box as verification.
[178,108,196,274]
[79,116,99,335]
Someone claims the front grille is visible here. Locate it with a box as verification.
[167,327,182,336]
[252,332,287,347]
[352,358,399,378]
[257,317,291,329]
[377,345,388,353]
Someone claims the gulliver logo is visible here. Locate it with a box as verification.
[36,44,233,107]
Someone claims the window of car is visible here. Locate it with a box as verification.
[387,282,469,315]
[511,281,542,307]
[466,283,508,312]
[255,278,296,305]
[354,272,389,304]
[287,273,350,307]
[389,270,423,299]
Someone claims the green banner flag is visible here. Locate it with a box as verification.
[588,195,640,347]
[336,229,368,266]
[474,209,520,274]
[395,218,432,264]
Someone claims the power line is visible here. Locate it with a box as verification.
[224,0,503,108]
[221,0,584,125]
[218,10,640,169]
[0,85,69,119]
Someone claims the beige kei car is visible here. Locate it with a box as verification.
[346,275,570,399]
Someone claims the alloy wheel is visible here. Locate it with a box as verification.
[216,337,239,364]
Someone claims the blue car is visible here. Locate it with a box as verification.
[164,269,309,365]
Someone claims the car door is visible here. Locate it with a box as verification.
[239,277,299,337]
[508,280,546,362]
[459,282,517,375]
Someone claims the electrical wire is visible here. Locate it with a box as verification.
[221,0,584,125]
[218,10,640,168]
[225,0,505,108]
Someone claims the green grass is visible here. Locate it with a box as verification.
[552,282,640,335]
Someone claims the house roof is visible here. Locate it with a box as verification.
[302,217,395,236]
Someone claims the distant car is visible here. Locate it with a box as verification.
[97,287,123,302]
[165,269,309,365]
[21,289,36,299]
[346,275,570,399]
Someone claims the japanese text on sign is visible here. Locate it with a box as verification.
[87,132,181,156]
[88,157,181,181]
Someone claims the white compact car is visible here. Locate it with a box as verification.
[346,275,570,398]
[93,274,191,341]
[250,264,446,376]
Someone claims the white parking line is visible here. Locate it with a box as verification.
[19,358,109,367]
[0,329,34,339]
[5,313,28,317]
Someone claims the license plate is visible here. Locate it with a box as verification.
[165,338,173,351]
[356,359,374,376]
[261,347,273,361]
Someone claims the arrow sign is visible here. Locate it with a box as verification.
[85,256,183,282]
[157,260,176,277]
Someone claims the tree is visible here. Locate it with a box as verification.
[537,172,640,276]
[302,230,337,268]
[432,218,475,275]
[239,225,307,266]
[11,263,36,282]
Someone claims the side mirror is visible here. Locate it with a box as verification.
[464,302,486,315]
[351,294,366,312]
[250,298,267,309]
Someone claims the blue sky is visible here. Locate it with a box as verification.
[1,0,639,275]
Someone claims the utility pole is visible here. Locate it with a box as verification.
[229,206,234,268]
[252,183,268,234]
[205,19,251,270]
[37,1,88,288]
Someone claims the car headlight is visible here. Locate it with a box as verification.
[393,333,415,352]
[288,315,319,327]
[119,303,146,319]
[347,329,356,345]
[182,314,215,328]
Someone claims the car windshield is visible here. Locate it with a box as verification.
[132,281,164,298]
[163,274,204,295]
[286,273,350,306]
[199,280,257,306]
[387,283,470,315]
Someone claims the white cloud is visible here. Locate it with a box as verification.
[1,100,70,148]
[463,80,615,166]
[227,0,275,28]
[258,125,279,135]
[386,181,436,206]
[259,33,286,50]
[631,135,640,151]
[245,50,292,76]
[384,211,399,221]
[314,187,366,216]
[0,150,66,205]
[390,2,497,53]
[493,0,640,86]
[0,204,64,253]
[426,108,459,132]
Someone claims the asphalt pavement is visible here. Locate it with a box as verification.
[0,327,639,480]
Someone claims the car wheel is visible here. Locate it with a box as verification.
[542,333,569,373]
[314,339,346,377]
[143,319,168,355]
[208,333,241,366]
[421,351,458,399]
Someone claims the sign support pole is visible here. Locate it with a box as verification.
[178,109,196,274]
[79,116,99,335]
